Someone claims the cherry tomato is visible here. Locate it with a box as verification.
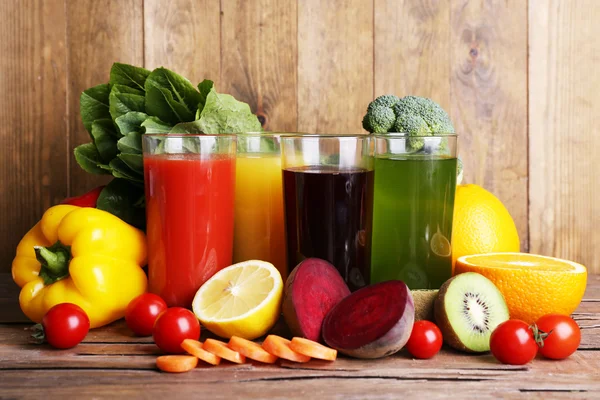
[41,303,90,349]
[536,314,580,360]
[490,319,537,365]
[153,307,200,354]
[406,320,443,359]
[125,293,168,336]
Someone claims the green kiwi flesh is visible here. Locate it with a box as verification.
[411,289,438,321]
[434,272,509,353]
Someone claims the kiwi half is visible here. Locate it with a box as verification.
[411,289,438,321]
[434,272,509,353]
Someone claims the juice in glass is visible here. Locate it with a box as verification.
[233,134,287,280]
[370,135,457,289]
[282,135,374,291]
[143,135,236,308]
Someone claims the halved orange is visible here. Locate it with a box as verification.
[455,253,587,323]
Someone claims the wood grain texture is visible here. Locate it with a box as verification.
[66,0,144,196]
[0,0,67,274]
[450,0,529,250]
[528,0,600,274]
[374,0,451,110]
[144,0,220,83]
[297,0,373,133]
[220,0,297,132]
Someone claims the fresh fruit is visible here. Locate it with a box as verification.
[290,337,337,361]
[434,272,509,353]
[228,336,278,364]
[322,281,415,359]
[536,314,581,360]
[192,260,283,340]
[38,303,90,349]
[412,289,438,321]
[153,307,201,354]
[490,320,538,365]
[125,293,168,336]
[203,339,246,364]
[405,321,443,359]
[455,253,587,324]
[451,184,520,269]
[181,339,222,365]
[282,258,350,342]
[262,335,310,363]
[156,355,198,373]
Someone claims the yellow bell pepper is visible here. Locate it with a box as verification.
[12,205,148,328]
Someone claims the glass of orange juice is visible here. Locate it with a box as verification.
[233,134,287,280]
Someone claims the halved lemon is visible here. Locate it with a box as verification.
[456,253,587,323]
[192,260,283,340]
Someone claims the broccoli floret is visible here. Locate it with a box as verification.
[392,96,454,134]
[362,104,395,133]
[367,94,400,111]
[393,113,431,151]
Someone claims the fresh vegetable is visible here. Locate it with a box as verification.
[262,335,311,363]
[282,258,350,342]
[125,293,168,336]
[535,314,581,360]
[152,307,200,354]
[490,320,538,365]
[75,63,263,227]
[156,355,198,373]
[290,337,337,361]
[181,339,222,365]
[434,272,509,353]
[203,339,246,364]
[362,95,454,151]
[405,321,443,359]
[12,205,147,328]
[456,253,587,324]
[35,303,90,349]
[192,260,283,340]
[60,186,105,207]
[411,289,438,322]
[228,336,278,364]
[451,184,520,271]
[322,280,414,359]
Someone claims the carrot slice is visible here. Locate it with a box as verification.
[262,335,311,363]
[290,337,337,361]
[156,355,198,373]
[181,339,221,366]
[203,338,246,364]
[228,336,278,364]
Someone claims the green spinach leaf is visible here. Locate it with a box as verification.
[197,79,214,117]
[109,63,150,92]
[97,179,146,229]
[115,111,148,135]
[145,68,201,123]
[109,89,146,123]
[196,90,262,133]
[117,132,143,154]
[109,158,143,183]
[80,84,110,134]
[118,153,143,173]
[91,119,118,162]
[141,116,173,134]
[145,86,195,123]
[74,143,110,175]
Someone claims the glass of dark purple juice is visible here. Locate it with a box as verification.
[281,135,374,291]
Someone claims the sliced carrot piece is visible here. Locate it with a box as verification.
[203,338,246,364]
[181,339,221,366]
[262,335,311,363]
[290,337,337,361]
[228,336,278,364]
[156,355,198,373]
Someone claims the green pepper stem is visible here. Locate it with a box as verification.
[34,241,71,285]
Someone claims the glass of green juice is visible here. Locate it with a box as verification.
[370,134,458,289]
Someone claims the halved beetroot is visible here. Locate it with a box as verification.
[322,280,415,359]
[282,258,350,342]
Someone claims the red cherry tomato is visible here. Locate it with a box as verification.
[152,307,200,354]
[406,320,443,359]
[490,319,538,365]
[125,293,168,336]
[41,303,90,349]
[536,314,580,360]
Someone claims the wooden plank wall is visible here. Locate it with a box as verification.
[0,0,597,273]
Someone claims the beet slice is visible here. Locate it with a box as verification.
[282,258,351,342]
[322,280,415,359]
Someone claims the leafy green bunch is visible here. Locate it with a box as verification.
[75,63,262,228]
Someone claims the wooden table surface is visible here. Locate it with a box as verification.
[1,273,599,399]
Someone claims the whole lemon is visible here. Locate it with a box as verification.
[451,184,520,270]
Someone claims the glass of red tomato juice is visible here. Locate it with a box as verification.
[142,134,237,308]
